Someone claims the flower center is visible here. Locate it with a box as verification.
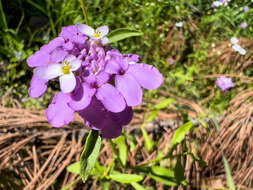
[62,62,70,74]
[94,30,101,39]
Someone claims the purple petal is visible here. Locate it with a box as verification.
[101,123,122,139]
[46,92,75,127]
[96,26,109,37]
[69,82,96,111]
[96,83,126,113]
[28,75,48,98]
[101,37,109,45]
[115,73,142,106]
[127,63,163,90]
[77,24,94,37]
[63,41,74,51]
[50,49,68,63]
[27,51,50,67]
[78,97,108,129]
[110,106,133,126]
[40,37,64,53]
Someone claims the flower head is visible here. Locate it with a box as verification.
[240,22,248,29]
[216,77,234,91]
[77,24,109,45]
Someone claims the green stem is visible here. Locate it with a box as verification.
[0,0,8,30]
[79,0,89,25]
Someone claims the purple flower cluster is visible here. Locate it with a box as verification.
[27,24,163,139]
[216,76,234,91]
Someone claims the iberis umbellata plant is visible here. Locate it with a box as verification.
[27,22,163,182]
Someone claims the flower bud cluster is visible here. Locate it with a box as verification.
[27,24,163,138]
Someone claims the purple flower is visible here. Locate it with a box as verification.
[244,6,249,12]
[240,22,248,29]
[27,24,163,139]
[216,77,234,91]
[105,50,163,106]
[77,24,109,45]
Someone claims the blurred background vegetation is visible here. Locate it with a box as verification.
[0,0,252,112]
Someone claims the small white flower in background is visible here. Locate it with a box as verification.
[211,1,223,7]
[77,24,109,45]
[35,55,81,93]
[230,37,238,44]
[14,51,22,60]
[42,35,50,41]
[211,43,216,48]
[175,21,183,28]
[230,37,247,55]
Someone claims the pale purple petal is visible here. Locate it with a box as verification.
[115,73,142,106]
[69,82,96,111]
[59,73,76,93]
[63,41,74,51]
[40,37,64,53]
[77,24,94,37]
[128,63,163,90]
[50,49,68,63]
[28,75,48,98]
[46,92,74,127]
[101,37,109,45]
[96,83,126,113]
[34,64,62,80]
[96,26,109,37]
[105,58,122,74]
[27,51,50,67]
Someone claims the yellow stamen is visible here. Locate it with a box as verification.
[62,62,70,74]
[94,30,101,39]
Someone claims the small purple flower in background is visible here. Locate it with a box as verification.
[27,24,163,139]
[240,22,248,29]
[216,76,234,91]
[244,6,249,12]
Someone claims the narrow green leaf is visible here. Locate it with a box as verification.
[131,182,146,190]
[146,110,158,123]
[151,166,174,178]
[113,136,127,166]
[61,177,81,190]
[154,98,174,110]
[101,181,110,190]
[171,121,194,146]
[223,155,236,190]
[108,28,143,43]
[149,175,177,186]
[67,162,80,174]
[110,173,143,183]
[141,124,154,152]
[80,130,102,182]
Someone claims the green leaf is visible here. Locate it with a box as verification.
[149,175,177,186]
[223,155,236,190]
[154,98,174,110]
[101,181,110,190]
[108,28,143,43]
[146,110,158,123]
[151,166,174,178]
[171,121,194,146]
[80,130,102,182]
[141,124,154,152]
[113,136,127,166]
[61,177,81,190]
[67,162,80,175]
[110,173,143,183]
[131,182,146,190]
[175,157,185,183]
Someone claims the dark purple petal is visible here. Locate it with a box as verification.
[78,97,107,129]
[69,82,96,111]
[46,92,75,127]
[110,106,133,126]
[27,51,50,67]
[96,83,126,113]
[28,75,48,98]
[115,73,142,106]
[101,123,122,139]
[127,63,163,90]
